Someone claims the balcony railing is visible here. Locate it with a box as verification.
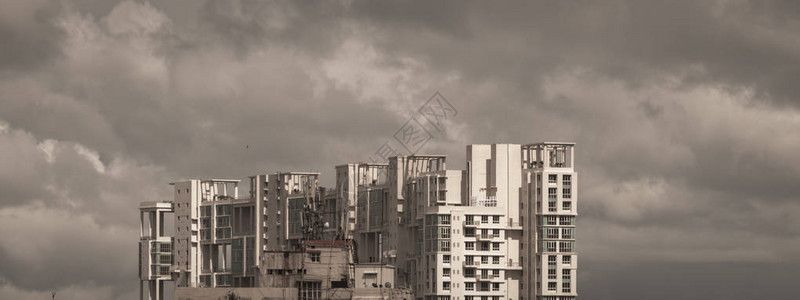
[475,234,495,240]
[476,274,495,280]
[464,220,481,226]
[464,260,481,267]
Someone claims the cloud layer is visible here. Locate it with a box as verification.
[1,1,799,299]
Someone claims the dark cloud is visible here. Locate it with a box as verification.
[0,0,65,71]
[1,0,799,299]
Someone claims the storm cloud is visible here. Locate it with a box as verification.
[1,0,799,299]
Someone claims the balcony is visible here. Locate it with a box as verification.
[464,220,481,227]
[475,274,495,281]
[507,221,523,230]
[463,260,481,267]
[475,233,495,240]
[506,260,523,270]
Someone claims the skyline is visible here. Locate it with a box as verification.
[1,1,800,299]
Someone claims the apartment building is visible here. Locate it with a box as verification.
[520,143,577,300]
[138,142,578,300]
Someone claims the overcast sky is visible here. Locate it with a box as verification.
[1,0,800,299]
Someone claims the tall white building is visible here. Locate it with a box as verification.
[138,142,578,300]
[521,143,577,300]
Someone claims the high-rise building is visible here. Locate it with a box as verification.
[138,142,578,300]
[521,143,577,300]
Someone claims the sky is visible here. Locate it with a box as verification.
[1,0,799,299]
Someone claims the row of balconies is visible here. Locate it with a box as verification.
[200,267,232,274]
[464,220,523,229]
[463,260,524,270]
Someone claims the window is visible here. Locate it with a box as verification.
[563,188,572,199]
[547,241,557,252]
[443,255,451,264]
[440,215,451,225]
[562,228,574,239]
[563,269,571,280]
[481,215,489,223]
[548,188,557,200]
[493,216,500,224]
[465,282,475,291]
[559,241,574,252]
[493,256,500,265]
[547,227,559,239]
[465,228,475,237]
[562,281,571,293]
[310,252,320,262]
[466,242,475,250]
[548,268,557,279]
[443,282,451,291]
[492,242,500,251]
[443,268,451,277]
[559,216,574,225]
[563,175,571,186]
[546,216,557,225]
[493,229,500,236]
[441,240,451,252]
[464,268,475,278]
[442,227,451,239]
[492,282,500,291]
[562,201,572,210]
[548,282,557,292]
[548,174,557,184]
[562,255,572,265]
